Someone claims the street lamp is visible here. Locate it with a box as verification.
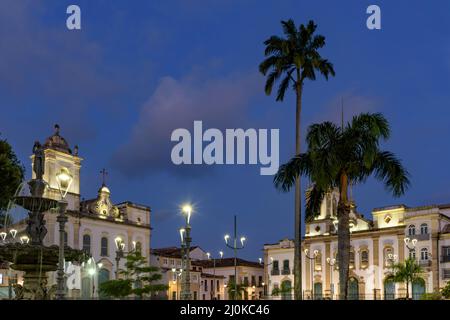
[404,237,417,259]
[55,167,73,300]
[0,228,18,299]
[206,251,223,300]
[304,249,318,300]
[224,215,246,300]
[171,268,183,300]
[114,237,126,279]
[259,257,273,298]
[180,204,193,300]
[326,257,336,300]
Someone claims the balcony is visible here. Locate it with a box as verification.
[409,233,430,241]
[271,269,280,276]
[281,268,290,275]
[441,255,450,263]
[419,260,431,267]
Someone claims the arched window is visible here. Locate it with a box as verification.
[384,247,394,267]
[349,250,355,269]
[408,225,416,236]
[420,248,429,261]
[135,241,142,254]
[82,234,91,254]
[101,237,108,256]
[409,248,416,259]
[420,223,428,235]
[314,252,322,271]
[360,249,369,268]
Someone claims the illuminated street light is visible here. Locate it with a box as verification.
[55,167,73,300]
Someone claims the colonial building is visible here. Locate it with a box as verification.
[0,125,152,299]
[150,246,226,300]
[264,190,450,300]
[196,257,264,300]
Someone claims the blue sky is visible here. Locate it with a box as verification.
[1,0,450,260]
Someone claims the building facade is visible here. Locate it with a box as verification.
[0,125,152,299]
[264,190,450,300]
[151,246,226,300]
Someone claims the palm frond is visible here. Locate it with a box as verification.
[305,184,326,222]
[273,153,312,192]
[372,151,410,197]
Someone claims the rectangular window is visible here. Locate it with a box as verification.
[163,259,168,265]
[194,291,197,300]
[204,279,208,291]
[258,276,263,286]
[443,269,450,279]
[244,277,249,286]
[251,276,256,286]
[172,291,177,300]
[170,259,174,266]
[100,237,108,257]
[210,280,213,291]
[229,275,235,284]
[202,294,206,300]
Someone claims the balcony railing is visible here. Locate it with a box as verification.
[419,260,431,267]
[281,268,290,275]
[409,233,430,241]
[271,269,280,276]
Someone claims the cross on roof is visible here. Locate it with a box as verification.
[100,168,108,186]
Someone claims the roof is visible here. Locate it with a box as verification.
[194,257,263,269]
[201,273,225,279]
[43,124,72,154]
[151,246,200,258]
[442,224,450,234]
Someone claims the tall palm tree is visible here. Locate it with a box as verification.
[259,19,335,300]
[391,258,424,299]
[274,113,409,299]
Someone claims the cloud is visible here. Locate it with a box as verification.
[311,90,382,126]
[112,70,261,178]
[0,0,125,144]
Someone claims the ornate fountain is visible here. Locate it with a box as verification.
[0,142,86,299]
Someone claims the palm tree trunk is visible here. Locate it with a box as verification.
[337,173,350,300]
[406,280,409,299]
[293,77,303,300]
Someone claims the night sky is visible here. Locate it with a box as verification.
[1,0,450,261]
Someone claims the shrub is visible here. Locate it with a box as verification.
[441,282,450,299]
[420,292,442,300]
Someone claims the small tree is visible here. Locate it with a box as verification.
[99,251,167,299]
[391,258,424,299]
[441,281,450,299]
[227,281,247,300]
[0,137,24,228]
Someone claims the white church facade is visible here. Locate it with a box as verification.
[3,125,152,299]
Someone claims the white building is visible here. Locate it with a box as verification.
[1,125,152,299]
[264,190,450,300]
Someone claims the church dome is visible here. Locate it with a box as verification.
[43,124,72,154]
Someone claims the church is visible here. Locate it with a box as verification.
[3,125,152,299]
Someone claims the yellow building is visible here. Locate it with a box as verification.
[264,190,450,300]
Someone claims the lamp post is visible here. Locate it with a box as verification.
[1,229,18,300]
[114,237,126,279]
[404,237,417,261]
[55,167,73,300]
[259,256,273,298]
[304,249,318,300]
[206,251,223,300]
[224,215,246,300]
[171,268,183,300]
[326,257,336,300]
[180,204,193,300]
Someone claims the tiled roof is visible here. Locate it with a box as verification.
[194,257,263,269]
[151,246,200,258]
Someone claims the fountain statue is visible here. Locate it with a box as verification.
[0,142,86,299]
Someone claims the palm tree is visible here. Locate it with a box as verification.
[227,280,247,300]
[259,19,335,300]
[391,258,424,299]
[274,113,409,299]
